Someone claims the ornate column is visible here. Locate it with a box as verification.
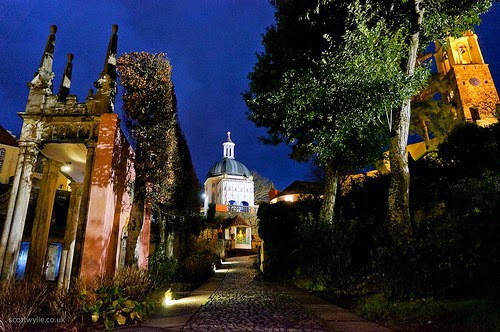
[0,147,26,273]
[71,141,96,278]
[25,158,62,281]
[0,142,39,280]
[57,182,82,289]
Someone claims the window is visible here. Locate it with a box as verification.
[470,107,480,122]
[456,43,472,64]
[0,148,5,173]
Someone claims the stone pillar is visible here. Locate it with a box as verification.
[71,142,96,278]
[25,159,62,280]
[0,147,27,273]
[57,182,82,289]
[0,142,39,280]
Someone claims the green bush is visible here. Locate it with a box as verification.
[375,183,499,299]
[178,252,217,284]
[258,200,322,278]
[77,267,155,330]
[294,217,353,291]
[259,123,499,304]
[82,284,152,330]
[374,124,500,299]
[357,295,500,331]
[150,257,180,286]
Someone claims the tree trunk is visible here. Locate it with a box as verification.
[388,0,424,237]
[420,118,431,149]
[319,163,339,223]
[157,207,166,255]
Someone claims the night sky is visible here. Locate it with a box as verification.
[1,1,499,190]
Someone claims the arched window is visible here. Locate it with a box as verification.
[0,148,5,173]
[456,43,472,64]
[229,200,236,205]
[241,201,249,206]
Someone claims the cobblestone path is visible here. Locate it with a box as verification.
[182,256,326,332]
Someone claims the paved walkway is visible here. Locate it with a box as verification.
[130,256,390,332]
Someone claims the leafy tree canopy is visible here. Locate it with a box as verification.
[246,3,425,170]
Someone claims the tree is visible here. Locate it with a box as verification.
[251,171,274,204]
[246,2,421,222]
[379,0,492,235]
[409,73,455,149]
[118,52,200,263]
[305,160,326,184]
[411,100,455,149]
[247,0,492,227]
[118,52,175,200]
[118,52,176,264]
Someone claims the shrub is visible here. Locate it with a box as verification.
[82,284,152,330]
[294,217,359,291]
[258,200,321,278]
[113,266,154,302]
[150,257,180,286]
[178,252,217,284]
[80,267,155,330]
[0,279,49,332]
[49,280,86,330]
[376,167,500,299]
[357,295,500,331]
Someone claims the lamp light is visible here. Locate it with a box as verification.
[60,162,71,173]
[163,288,174,306]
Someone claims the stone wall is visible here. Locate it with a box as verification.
[450,64,499,124]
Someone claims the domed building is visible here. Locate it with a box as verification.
[203,132,255,250]
[203,132,255,214]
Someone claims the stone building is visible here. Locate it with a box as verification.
[0,25,150,287]
[435,31,499,126]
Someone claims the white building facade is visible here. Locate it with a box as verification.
[203,132,254,214]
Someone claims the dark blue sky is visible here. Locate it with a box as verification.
[1,1,499,190]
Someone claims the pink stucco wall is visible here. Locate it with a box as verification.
[80,113,148,280]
